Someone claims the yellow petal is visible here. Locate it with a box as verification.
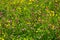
[29,0,34,2]
[2,38,4,40]
[0,23,1,26]
[52,25,55,30]
[51,11,54,14]
[50,11,55,16]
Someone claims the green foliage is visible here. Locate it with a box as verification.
[0,0,60,40]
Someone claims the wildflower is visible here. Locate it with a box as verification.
[28,2,32,4]
[55,0,58,2]
[51,25,55,30]
[51,11,54,14]
[0,37,4,40]
[45,6,50,13]
[16,7,21,13]
[12,22,15,28]
[2,38,4,40]
[50,11,55,16]
[7,20,11,23]
[13,0,19,4]
[5,23,10,28]
[48,24,55,30]
[46,9,50,13]
[26,22,31,25]
[20,0,24,3]
[5,24,9,27]
[29,0,31,1]
[29,0,34,2]
[38,17,41,21]
[0,23,1,26]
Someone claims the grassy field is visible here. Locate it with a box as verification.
[0,0,60,40]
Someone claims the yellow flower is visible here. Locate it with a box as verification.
[51,25,55,30]
[55,0,58,2]
[13,0,19,4]
[26,22,31,25]
[2,38,4,40]
[29,0,31,1]
[51,11,54,14]
[0,37,4,40]
[28,2,32,4]
[20,0,24,3]
[12,22,15,28]
[0,23,1,26]
[13,0,17,4]
[46,9,50,13]
[7,20,10,23]
[5,23,10,28]
[50,11,55,16]
[50,13,54,16]
[29,0,34,2]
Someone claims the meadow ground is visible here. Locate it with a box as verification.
[0,0,60,40]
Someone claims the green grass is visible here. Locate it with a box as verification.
[0,0,60,40]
